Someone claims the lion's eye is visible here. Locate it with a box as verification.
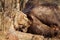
[18,24,23,28]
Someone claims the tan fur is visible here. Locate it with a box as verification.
[3,9,31,33]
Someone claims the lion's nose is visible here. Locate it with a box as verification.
[14,24,27,32]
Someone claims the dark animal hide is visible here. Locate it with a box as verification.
[26,3,60,38]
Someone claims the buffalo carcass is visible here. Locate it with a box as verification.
[26,3,60,37]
